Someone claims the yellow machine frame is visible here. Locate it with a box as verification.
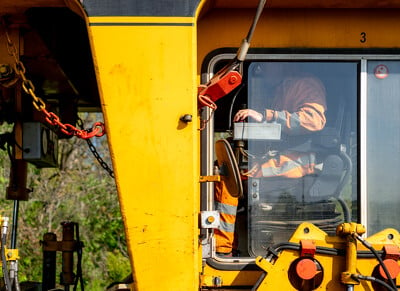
[87,1,400,290]
[3,0,400,290]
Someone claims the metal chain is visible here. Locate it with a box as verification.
[2,19,113,177]
[77,118,115,178]
[86,140,115,178]
[1,19,105,139]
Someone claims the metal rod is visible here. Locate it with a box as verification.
[11,200,19,249]
[237,0,267,61]
[245,0,267,43]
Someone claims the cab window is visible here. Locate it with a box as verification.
[207,58,358,257]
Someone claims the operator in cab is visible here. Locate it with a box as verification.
[214,63,327,256]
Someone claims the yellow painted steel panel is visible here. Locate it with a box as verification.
[201,264,262,287]
[87,17,200,290]
[82,5,400,290]
[198,9,400,69]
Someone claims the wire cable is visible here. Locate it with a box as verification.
[352,274,397,291]
[228,83,245,130]
[353,233,397,291]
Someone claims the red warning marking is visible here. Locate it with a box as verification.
[374,64,389,79]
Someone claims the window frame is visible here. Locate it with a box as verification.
[201,51,400,263]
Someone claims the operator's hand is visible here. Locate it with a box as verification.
[233,109,263,122]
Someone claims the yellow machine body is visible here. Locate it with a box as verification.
[88,16,200,290]
[88,3,400,289]
[2,0,400,290]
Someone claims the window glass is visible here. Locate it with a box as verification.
[213,61,358,257]
[367,61,400,235]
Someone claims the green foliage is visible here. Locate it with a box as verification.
[0,115,130,290]
[106,251,131,282]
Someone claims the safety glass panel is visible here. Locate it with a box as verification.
[366,61,400,235]
[233,61,358,257]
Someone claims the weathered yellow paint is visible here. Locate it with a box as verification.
[251,223,400,290]
[86,16,200,290]
[197,9,400,69]
[81,2,400,290]
[200,264,262,287]
[4,0,400,289]
[5,248,19,261]
[199,175,220,183]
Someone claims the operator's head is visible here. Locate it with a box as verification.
[261,62,299,87]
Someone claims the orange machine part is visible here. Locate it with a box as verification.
[296,258,318,280]
[379,259,400,280]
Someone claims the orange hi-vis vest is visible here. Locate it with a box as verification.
[214,180,238,254]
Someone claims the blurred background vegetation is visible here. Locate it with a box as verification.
[0,113,130,290]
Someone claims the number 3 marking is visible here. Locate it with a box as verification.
[360,32,367,43]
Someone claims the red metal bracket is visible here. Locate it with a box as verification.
[384,244,400,260]
[300,239,316,257]
[198,70,242,109]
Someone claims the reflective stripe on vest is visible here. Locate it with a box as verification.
[215,201,237,232]
[219,219,235,233]
[215,201,237,216]
[261,152,316,178]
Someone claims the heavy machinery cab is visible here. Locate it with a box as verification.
[5,1,400,290]
[201,51,400,265]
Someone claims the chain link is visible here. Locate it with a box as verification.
[2,18,105,139]
[86,139,115,178]
[77,118,115,178]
